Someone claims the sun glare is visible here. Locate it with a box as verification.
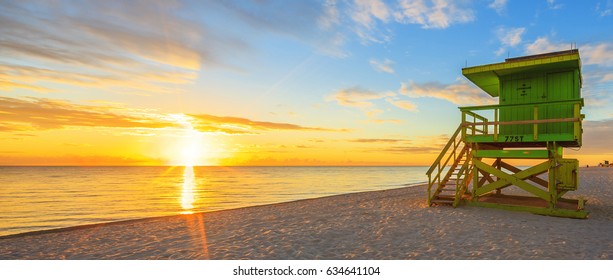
[166,113,215,166]
[181,142,202,167]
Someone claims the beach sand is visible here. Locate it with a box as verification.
[1,168,612,260]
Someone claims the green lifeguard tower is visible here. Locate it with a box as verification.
[426,49,586,218]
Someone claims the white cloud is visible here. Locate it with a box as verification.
[596,1,613,17]
[495,26,526,56]
[318,0,341,30]
[582,43,613,67]
[351,0,390,28]
[525,37,569,54]
[399,79,494,105]
[349,0,392,43]
[525,37,613,66]
[547,0,564,10]
[369,58,395,74]
[489,0,508,14]
[329,87,417,112]
[394,0,475,29]
[498,27,526,47]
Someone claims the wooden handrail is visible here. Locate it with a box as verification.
[426,125,462,176]
[463,117,580,127]
[459,99,583,140]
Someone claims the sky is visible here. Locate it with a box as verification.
[0,0,612,166]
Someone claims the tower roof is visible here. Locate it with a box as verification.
[462,49,582,97]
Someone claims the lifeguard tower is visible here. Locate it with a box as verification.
[426,49,587,218]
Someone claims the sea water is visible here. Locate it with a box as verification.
[0,166,427,236]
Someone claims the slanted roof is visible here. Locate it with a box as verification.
[462,49,582,97]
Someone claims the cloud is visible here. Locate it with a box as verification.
[205,0,348,56]
[0,64,196,95]
[525,37,613,66]
[547,0,564,10]
[329,87,395,108]
[385,98,419,112]
[0,97,346,135]
[394,0,475,29]
[75,19,202,71]
[0,79,54,93]
[498,27,526,47]
[488,0,508,14]
[581,43,613,67]
[0,97,178,131]
[0,1,241,96]
[349,138,412,143]
[399,79,494,105]
[369,58,395,74]
[351,0,391,28]
[596,1,612,17]
[318,0,341,29]
[366,119,403,124]
[0,154,165,166]
[581,119,613,152]
[495,26,526,56]
[189,114,347,134]
[377,146,443,153]
[329,87,418,113]
[524,37,570,55]
[366,109,384,117]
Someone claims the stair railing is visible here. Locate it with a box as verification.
[426,125,464,205]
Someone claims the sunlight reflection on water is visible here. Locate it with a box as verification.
[180,166,196,214]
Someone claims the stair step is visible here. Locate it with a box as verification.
[438,188,456,192]
[432,199,454,204]
[436,195,455,199]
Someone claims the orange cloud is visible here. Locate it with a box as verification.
[0,154,164,166]
[385,98,418,111]
[349,138,411,143]
[0,97,349,136]
[189,114,347,134]
[377,146,443,154]
[0,79,54,93]
[0,97,178,131]
[399,79,494,105]
[0,64,196,96]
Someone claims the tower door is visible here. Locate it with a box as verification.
[545,71,575,134]
[500,77,541,135]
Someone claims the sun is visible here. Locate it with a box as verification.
[180,141,203,166]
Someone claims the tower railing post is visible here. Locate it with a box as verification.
[533,105,538,140]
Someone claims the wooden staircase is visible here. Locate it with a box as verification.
[426,125,473,207]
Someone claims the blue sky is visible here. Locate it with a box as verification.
[1,0,612,165]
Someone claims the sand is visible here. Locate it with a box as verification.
[1,168,612,260]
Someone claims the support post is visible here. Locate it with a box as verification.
[533,106,538,140]
[494,108,498,142]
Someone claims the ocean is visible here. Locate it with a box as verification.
[0,166,427,236]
